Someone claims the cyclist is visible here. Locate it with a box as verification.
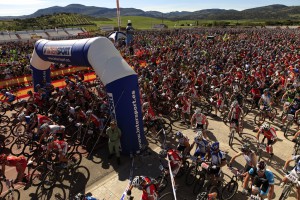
[256,122,277,157]
[177,92,191,124]
[229,143,257,172]
[86,110,104,133]
[281,93,300,127]
[281,85,297,112]
[46,136,69,165]
[281,160,300,199]
[190,131,210,160]
[0,89,16,108]
[126,175,159,200]
[159,148,183,178]
[258,88,275,120]
[208,142,227,176]
[227,100,244,137]
[243,161,274,199]
[190,108,209,139]
[175,131,190,157]
[0,154,27,183]
[211,88,224,116]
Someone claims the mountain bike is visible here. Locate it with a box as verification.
[279,172,300,200]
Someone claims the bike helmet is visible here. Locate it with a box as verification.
[142,102,149,109]
[195,131,203,140]
[211,141,219,151]
[47,136,55,143]
[177,92,184,98]
[262,122,270,131]
[176,131,183,138]
[132,176,143,188]
[263,88,269,93]
[241,143,250,153]
[86,110,93,116]
[194,108,201,114]
[40,123,49,131]
[257,161,267,172]
[215,88,220,92]
[59,125,65,131]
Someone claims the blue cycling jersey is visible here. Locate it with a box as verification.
[249,168,274,185]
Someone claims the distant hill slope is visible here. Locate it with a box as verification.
[0,4,299,20]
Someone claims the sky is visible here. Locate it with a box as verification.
[0,0,299,16]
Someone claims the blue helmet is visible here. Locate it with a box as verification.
[176,131,183,138]
[211,141,219,151]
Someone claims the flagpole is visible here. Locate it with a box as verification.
[116,0,121,31]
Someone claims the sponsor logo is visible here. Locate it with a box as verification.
[43,46,72,57]
[132,90,143,149]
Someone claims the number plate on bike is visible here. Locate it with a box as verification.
[287,173,298,183]
[201,162,209,170]
[250,194,261,200]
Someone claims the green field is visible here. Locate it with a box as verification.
[1,13,299,32]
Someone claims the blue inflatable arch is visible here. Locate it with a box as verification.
[30,37,147,154]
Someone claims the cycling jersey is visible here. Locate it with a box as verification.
[211,150,226,166]
[249,168,275,193]
[141,176,159,200]
[243,151,256,167]
[195,113,207,125]
[89,114,104,130]
[194,138,209,157]
[47,140,68,156]
[178,135,189,146]
[167,149,182,176]
[37,114,51,126]
[4,92,15,102]
[181,97,191,114]
[259,127,277,140]
[229,105,242,120]
[261,94,271,105]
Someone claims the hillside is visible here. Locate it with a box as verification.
[0,4,299,20]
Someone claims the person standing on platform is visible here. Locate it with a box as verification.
[106,120,122,165]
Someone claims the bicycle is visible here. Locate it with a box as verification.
[228,120,243,146]
[283,113,300,137]
[256,139,273,162]
[1,179,20,200]
[185,156,204,186]
[254,105,277,126]
[220,166,241,200]
[279,172,300,200]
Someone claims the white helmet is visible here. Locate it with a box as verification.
[142,102,149,109]
[194,108,201,114]
[262,122,270,130]
[196,131,203,140]
[132,176,143,188]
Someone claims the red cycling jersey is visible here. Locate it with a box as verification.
[167,149,182,168]
[6,155,27,173]
[259,127,277,140]
[142,177,158,200]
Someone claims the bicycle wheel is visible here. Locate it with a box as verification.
[228,129,235,146]
[169,110,180,122]
[22,141,39,157]
[2,189,20,200]
[162,122,172,135]
[221,180,238,200]
[42,171,56,190]
[12,124,26,137]
[0,116,10,127]
[284,121,293,137]
[155,175,168,193]
[193,172,205,195]
[30,165,47,186]
[159,192,174,200]
[10,139,26,156]
[254,112,265,126]
[67,152,82,167]
[0,127,11,138]
[185,165,198,185]
[279,184,292,200]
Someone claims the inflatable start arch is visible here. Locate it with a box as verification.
[30,37,147,154]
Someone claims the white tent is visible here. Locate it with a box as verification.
[108,31,126,41]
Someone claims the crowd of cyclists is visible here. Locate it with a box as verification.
[0,26,299,199]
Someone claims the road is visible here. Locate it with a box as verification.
[0,106,298,199]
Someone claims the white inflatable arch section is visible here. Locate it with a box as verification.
[30,37,147,154]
